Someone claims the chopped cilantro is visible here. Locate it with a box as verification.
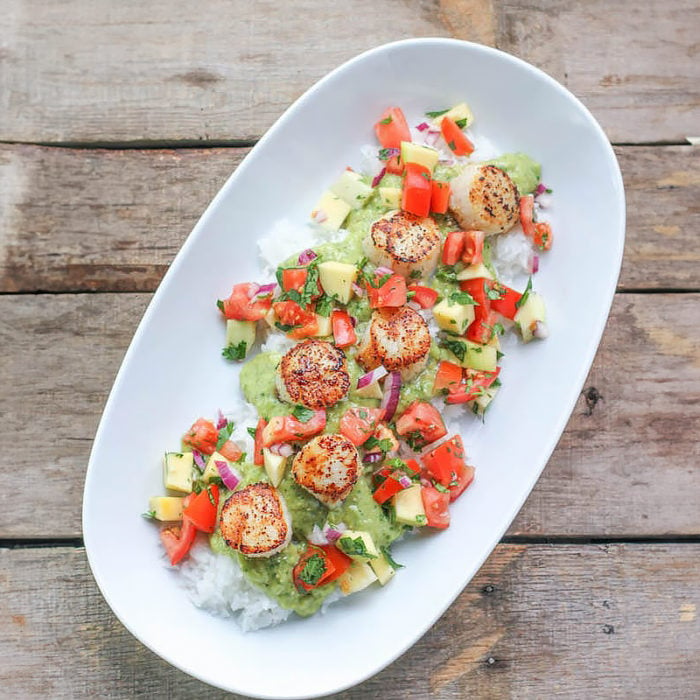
[409,270,422,279]
[381,546,404,571]
[485,282,504,301]
[338,536,377,559]
[275,321,301,333]
[216,421,235,450]
[298,553,328,586]
[433,481,450,494]
[379,116,393,125]
[216,299,224,312]
[364,436,394,455]
[447,140,456,151]
[415,514,427,526]
[292,405,315,423]
[516,277,533,309]
[448,290,477,306]
[455,117,468,129]
[440,337,467,363]
[435,266,458,283]
[142,510,156,520]
[222,341,247,361]
[425,108,449,118]
[378,147,398,161]
[315,293,334,317]
[247,426,257,439]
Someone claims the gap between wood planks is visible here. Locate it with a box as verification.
[4,535,700,550]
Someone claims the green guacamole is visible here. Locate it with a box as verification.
[216,148,541,617]
[486,152,541,195]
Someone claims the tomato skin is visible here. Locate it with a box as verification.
[486,280,522,320]
[375,107,411,149]
[440,116,475,156]
[183,418,219,455]
[253,417,267,466]
[519,195,536,239]
[459,277,496,344]
[408,284,438,309]
[183,484,219,533]
[372,472,405,505]
[366,273,407,308]
[433,360,464,396]
[421,485,451,529]
[448,464,475,502]
[421,435,467,488]
[442,231,465,266]
[221,283,272,322]
[462,230,485,266]
[160,494,197,566]
[466,308,498,345]
[262,410,326,446]
[339,407,384,446]
[385,154,404,175]
[395,401,447,450]
[402,162,432,218]
[292,544,351,592]
[430,180,451,214]
[281,268,308,293]
[318,544,352,584]
[272,300,319,339]
[331,309,356,348]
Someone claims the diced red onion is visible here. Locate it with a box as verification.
[246,283,260,299]
[216,410,227,430]
[371,167,386,188]
[192,450,206,471]
[380,371,402,422]
[312,210,328,224]
[349,315,357,328]
[378,147,399,160]
[269,442,294,458]
[357,365,388,389]
[424,130,440,147]
[529,254,540,275]
[535,182,548,196]
[363,452,384,464]
[215,460,241,490]
[416,122,430,132]
[397,473,413,489]
[419,433,453,458]
[323,522,346,542]
[308,524,327,545]
[351,282,364,297]
[420,476,432,488]
[533,321,549,339]
[297,249,317,265]
[375,266,394,276]
[255,282,277,298]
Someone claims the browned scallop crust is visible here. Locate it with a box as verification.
[292,433,360,508]
[450,164,519,235]
[277,339,350,409]
[365,210,441,278]
[219,482,292,558]
[355,306,431,379]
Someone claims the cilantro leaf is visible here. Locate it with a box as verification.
[338,536,377,559]
[298,553,328,586]
[448,290,477,306]
[222,341,247,361]
[425,108,449,118]
[439,337,467,362]
[381,546,404,571]
[435,266,458,283]
[216,421,235,450]
[246,426,257,439]
[315,294,334,317]
[516,277,533,309]
[216,299,224,312]
[379,116,393,125]
[455,117,468,129]
[292,405,315,423]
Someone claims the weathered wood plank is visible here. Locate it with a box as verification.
[1,293,698,538]
[1,1,698,144]
[1,544,698,697]
[1,144,698,293]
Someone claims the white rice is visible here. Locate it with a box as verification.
[176,127,542,632]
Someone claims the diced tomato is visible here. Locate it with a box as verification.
[402,162,432,218]
[486,280,522,320]
[366,273,407,308]
[220,283,272,322]
[339,407,384,446]
[183,484,219,533]
[533,221,553,251]
[404,458,421,477]
[183,418,219,455]
[160,497,196,566]
[462,230,485,266]
[440,116,475,156]
[442,231,465,265]
[281,268,308,293]
[421,485,451,529]
[318,544,352,583]
[422,435,467,488]
[218,440,243,461]
[385,154,404,175]
[445,367,501,404]
[519,195,537,239]
[459,277,494,344]
[293,546,332,592]
[372,471,407,505]
[430,180,451,214]
[253,417,266,466]
[331,309,356,348]
[408,284,438,309]
[395,401,447,450]
[448,464,475,502]
[375,107,411,149]
[262,410,326,446]
[433,360,464,396]
[272,300,318,340]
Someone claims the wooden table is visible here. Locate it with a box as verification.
[2,1,699,697]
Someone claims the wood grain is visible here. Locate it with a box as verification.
[1,292,698,539]
[1,144,698,293]
[1,0,698,144]
[1,544,698,697]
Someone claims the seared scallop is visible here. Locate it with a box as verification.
[356,306,431,382]
[449,163,519,235]
[291,433,360,508]
[219,482,292,558]
[276,339,350,409]
[363,210,441,279]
